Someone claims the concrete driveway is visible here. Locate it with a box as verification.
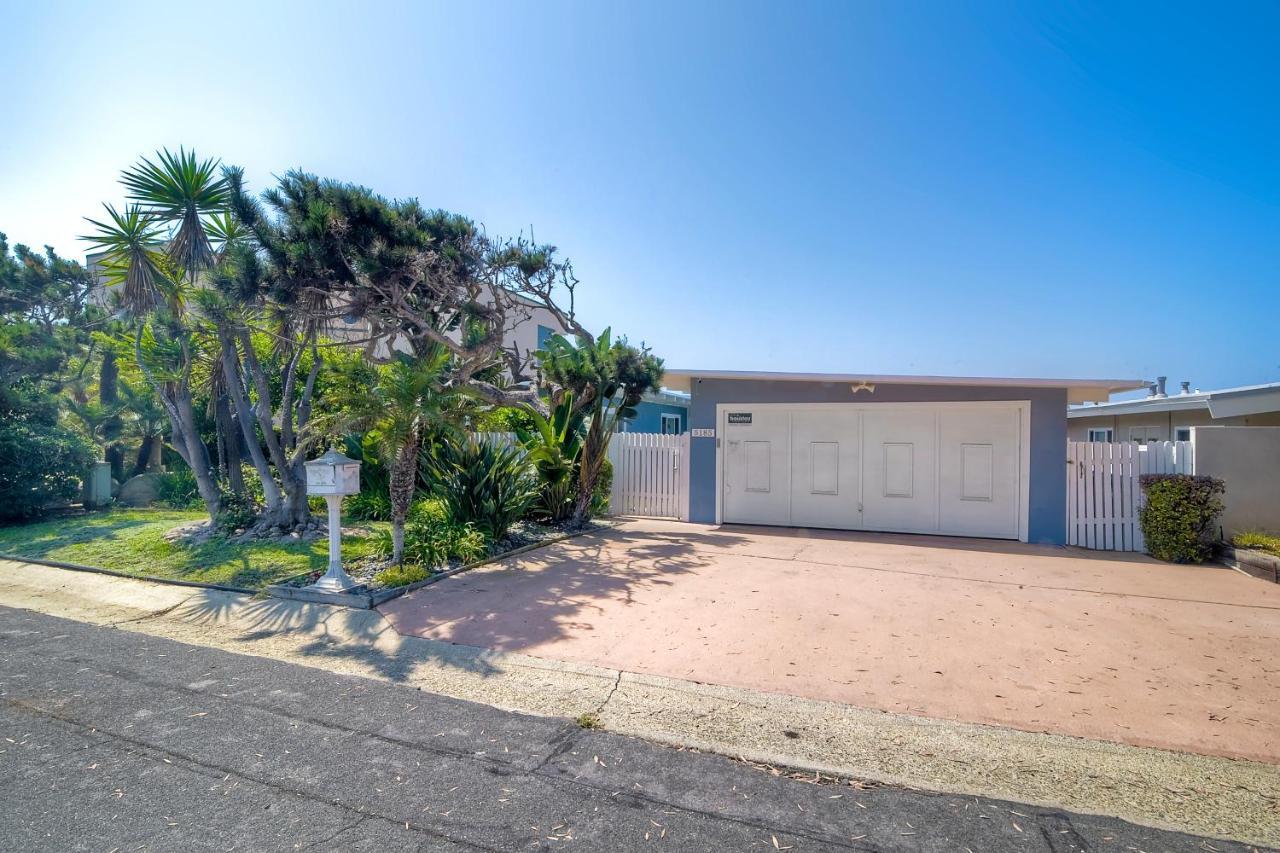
[379,519,1280,764]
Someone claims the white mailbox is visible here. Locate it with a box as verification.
[306,448,363,593]
[305,449,361,497]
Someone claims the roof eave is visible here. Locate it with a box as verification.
[664,369,1143,404]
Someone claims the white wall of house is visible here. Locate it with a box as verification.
[1068,409,1280,443]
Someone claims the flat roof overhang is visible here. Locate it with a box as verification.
[664,369,1146,405]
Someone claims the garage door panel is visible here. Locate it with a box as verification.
[939,409,1020,539]
[723,409,790,525]
[790,410,860,529]
[862,411,937,534]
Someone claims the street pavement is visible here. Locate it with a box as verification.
[0,605,1261,852]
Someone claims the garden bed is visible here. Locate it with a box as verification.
[268,518,610,609]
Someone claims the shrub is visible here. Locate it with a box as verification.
[423,438,538,540]
[374,562,429,588]
[346,491,392,521]
[155,467,202,510]
[373,498,487,570]
[1138,474,1225,563]
[215,491,258,531]
[0,412,95,522]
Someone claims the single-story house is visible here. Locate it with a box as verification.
[663,370,1144,546]
[622,390,690,434]
[1068,377,1280,443]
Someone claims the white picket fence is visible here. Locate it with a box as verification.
[1067,440,1195,551]
[607,432,690,520]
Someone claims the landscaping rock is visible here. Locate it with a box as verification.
[163,519,217,546]
[116,473,162,507]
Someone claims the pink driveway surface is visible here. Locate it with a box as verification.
[379,519,1280,763]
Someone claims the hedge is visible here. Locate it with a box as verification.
[1138,474,1225,563]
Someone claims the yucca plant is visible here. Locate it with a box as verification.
[118,147,229,281]
[82,149,231,522]
[516,392,583,522]
[423,436,538,542]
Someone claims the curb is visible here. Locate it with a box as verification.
[1220,545,1280,584]
[0,552,260,596]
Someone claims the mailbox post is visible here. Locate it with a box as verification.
[305,449,362,593]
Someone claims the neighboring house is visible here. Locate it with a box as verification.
[622,390,690,434]
[1068,377,1280,443]
[663,369,1143,545]
[88,250,690,434]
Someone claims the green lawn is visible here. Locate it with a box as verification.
[0,508,385,589]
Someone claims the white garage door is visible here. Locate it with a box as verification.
[721,403,1025,540]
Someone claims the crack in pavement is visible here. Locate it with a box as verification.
[2,667,878,852]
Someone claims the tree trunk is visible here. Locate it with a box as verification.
[216,328,285,517]
[100,351,125,482]
[388,425,421,564]
[129,434,157,480]
[172,389,221,521]
[391,523,406,565]
[214,392,246,497]
[572,417,608,526]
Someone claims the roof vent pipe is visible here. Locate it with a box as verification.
[1156,376,1168,398]
[1147,382,1158,397]
[1180,381,1191,395]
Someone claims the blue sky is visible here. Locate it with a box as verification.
[3,1,1277,394]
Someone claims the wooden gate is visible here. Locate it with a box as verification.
[1067,440,1195,551]
[607,432,690,520]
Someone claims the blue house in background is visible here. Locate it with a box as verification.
[622,389,690,434]
[532,316,688,434]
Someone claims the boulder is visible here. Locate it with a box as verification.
[117,473,162,507]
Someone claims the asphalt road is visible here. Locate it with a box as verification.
[0,606,1257,852]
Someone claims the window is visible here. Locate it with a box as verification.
[660,413,682,435]
[1128,426,1163,444]
[1174,427,1192,442]
[536,324,555,351]
[1086,428,1113,442]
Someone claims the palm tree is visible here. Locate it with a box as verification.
[319,348,473,563]
[83,149,231,521]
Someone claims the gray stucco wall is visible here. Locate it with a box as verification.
[686,378,1069,545]
[1192,426,1280,536]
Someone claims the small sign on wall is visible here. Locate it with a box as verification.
[691,428,716,438]
[727,412,753,425]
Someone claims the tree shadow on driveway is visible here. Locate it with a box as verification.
[172,589,501,683]
[377,524,751,653]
